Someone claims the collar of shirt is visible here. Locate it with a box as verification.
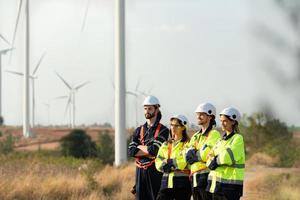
[222,131,235,140]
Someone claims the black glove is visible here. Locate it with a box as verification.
[131,185,136,195]
[162,159,174,173]
[185,148,199,164]
[208,156,219,170]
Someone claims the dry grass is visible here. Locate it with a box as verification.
[243,165,300,200]
[0,153,135,200]
[95,163,135,200]
[247,152,279,167]
[1,151,299,200]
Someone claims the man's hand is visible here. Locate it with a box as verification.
[185,148,199,164]
[135,145,155,158]
[138,145,149,154]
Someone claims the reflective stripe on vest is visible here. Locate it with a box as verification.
[135,123,162,169]
[167,142,190,175]
[208,175,243,185]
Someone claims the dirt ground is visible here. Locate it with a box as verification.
[242,165,300,199]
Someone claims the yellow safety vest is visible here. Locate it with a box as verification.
[155,140,190,188]
[186,129,221,187]
[207,133,245,193]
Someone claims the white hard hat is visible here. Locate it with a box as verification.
[170,114,189,129]
[170,114,188,125]
[195,102,216,116]
[143,95,160,106]
[220,107,241,122]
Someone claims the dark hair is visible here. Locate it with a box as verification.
[209,115,216,128]
[181,128,189,143]
[232,121,240,133]
[202,115,216,135]
[222,115,240,133]
[153,110,162,125]
[168,118,189,143]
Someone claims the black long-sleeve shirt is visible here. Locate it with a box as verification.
[128,121,169,161]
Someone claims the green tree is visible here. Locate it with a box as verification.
[0,116,4,126]
[97,130,114,164]
[0,134,14,154]
[241,113,296,167]
[60,129,97,158]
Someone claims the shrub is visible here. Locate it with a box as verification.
[0,134,14,154]
[96,130,114,164]
[0,116,3,126]
[60,129,97,158]
[240,113,296,167]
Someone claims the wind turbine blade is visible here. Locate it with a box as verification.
[6,69,35,79]
[32,52,46,75]
[5,70,24,76]
[55,95,69,99]
[9,0,23,62]
[126,91,138,97]
[64,95,72,119]
[0,48,14,54]
[55,71,72,90]
[0,34,10,45]
[75,81,90,90]
[81,0,91,32]
[137,90,149,97]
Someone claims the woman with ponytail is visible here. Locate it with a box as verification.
[206,107,245,200]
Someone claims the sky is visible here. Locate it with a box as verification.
[0,0,299,127]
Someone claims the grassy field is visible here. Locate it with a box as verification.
[1,151,299,200]
[0,125,299,200]
[0,151,135,200]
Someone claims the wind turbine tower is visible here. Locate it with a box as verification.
[114,0,127,166]
[6,52,46,128]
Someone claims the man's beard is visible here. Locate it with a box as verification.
[198,120,207,126]
[145,113,155,119]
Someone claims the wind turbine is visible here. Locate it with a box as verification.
[0,34,11,46]
[6,52,46,128]
[42,96,64,127]
[128,78,154,127]
[0,34,14,118]
[8,0,31,137]
[125,78,143,127]
[111,78,138,127]
[115,0,126,166]
[54,95,70,127]
[55,72,89,128]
